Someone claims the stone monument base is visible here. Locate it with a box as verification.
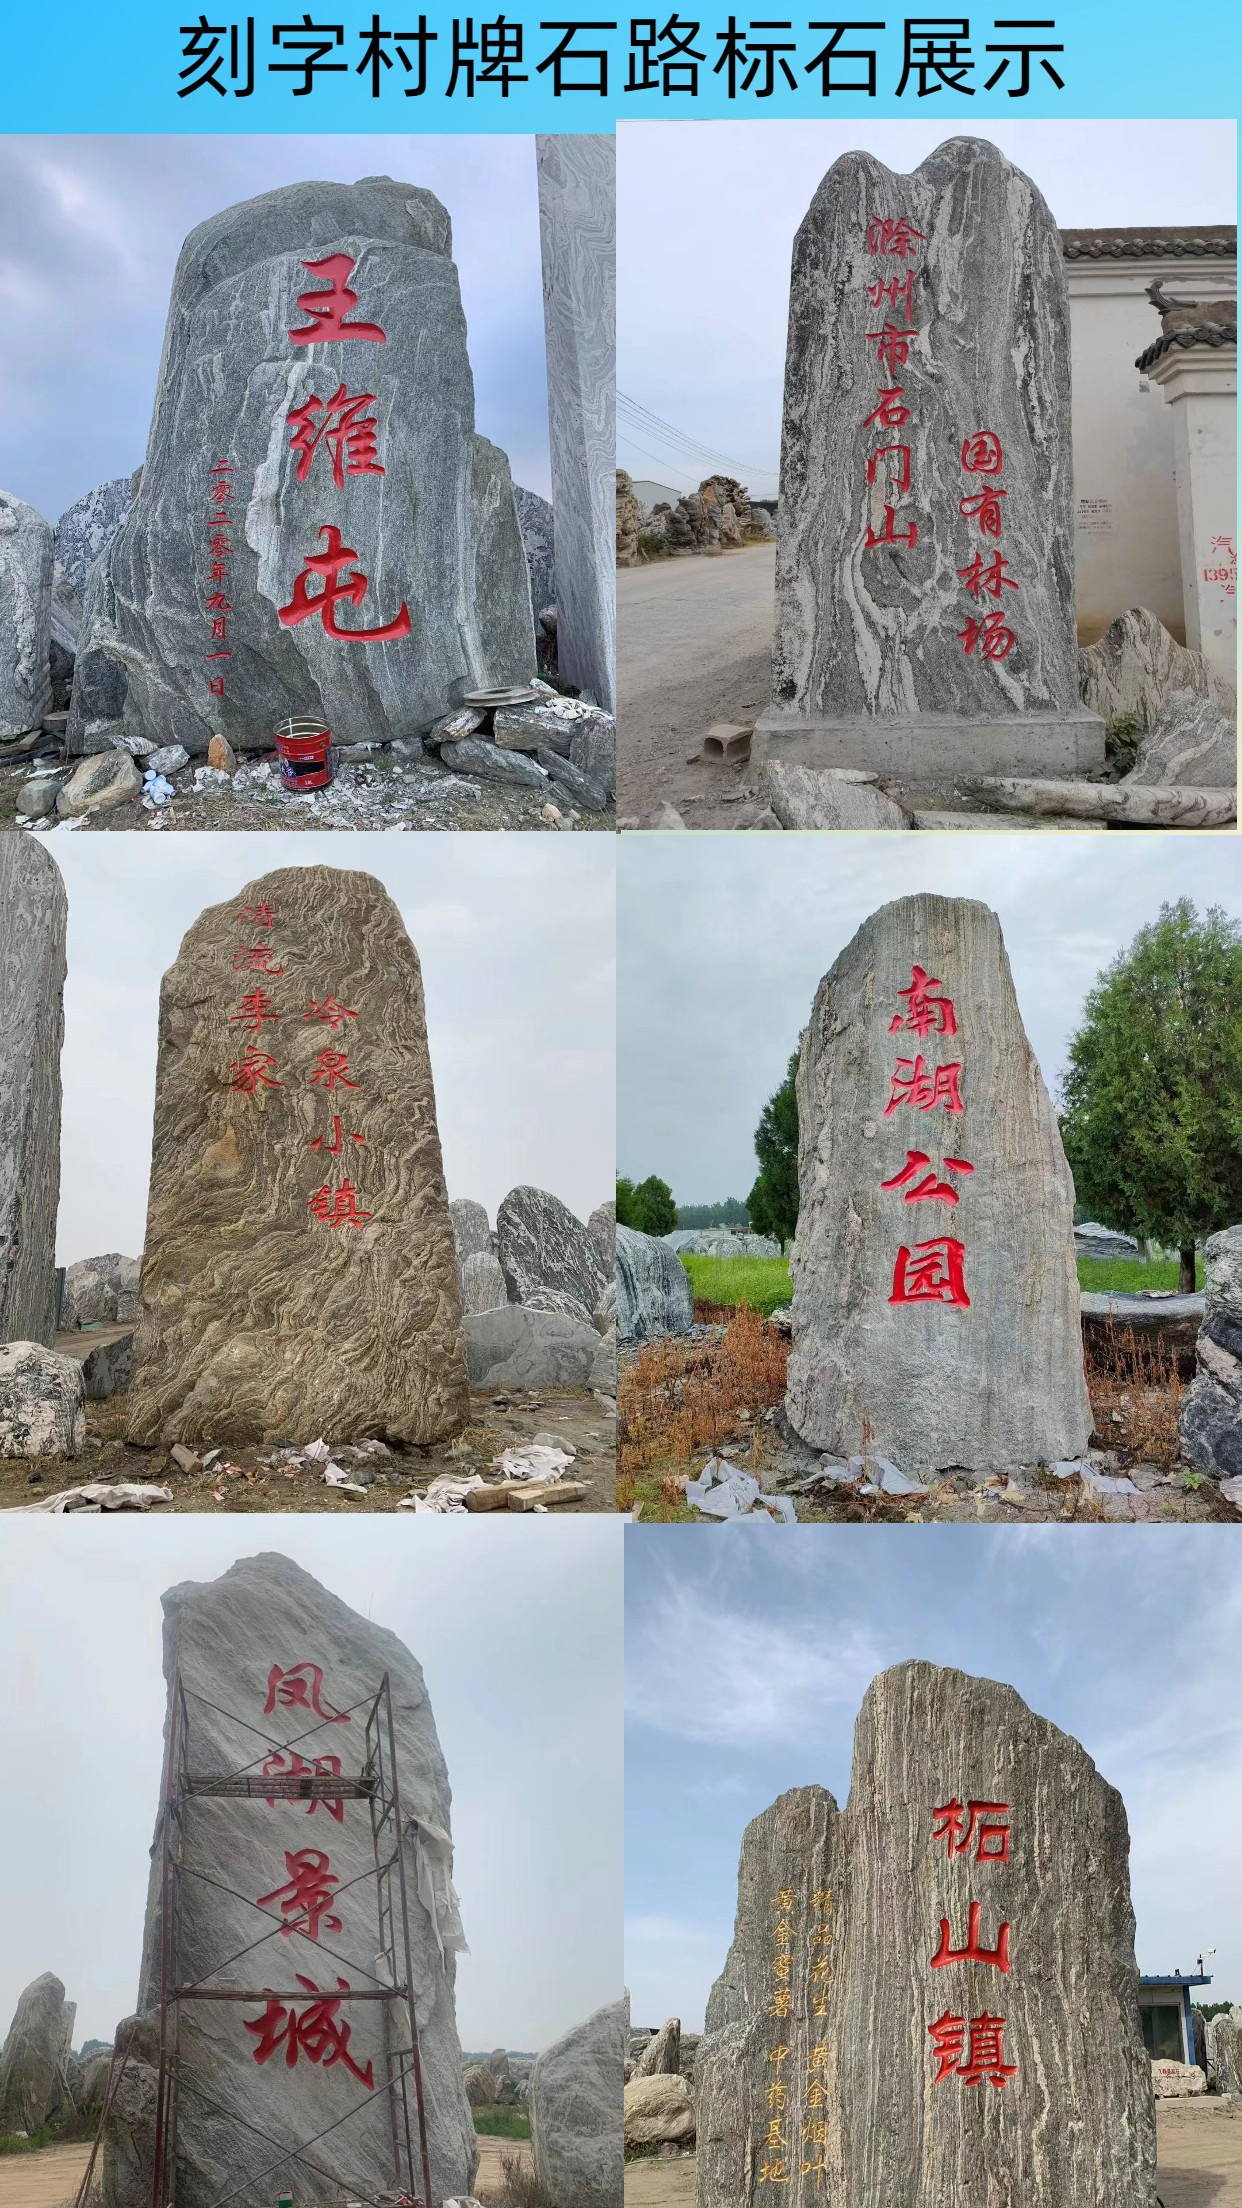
[752,708,1106,779]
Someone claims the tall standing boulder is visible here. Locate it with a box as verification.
[67,176,534,759]
[496,1186,607,1314]
[756,138,1103,780]
[530,1998,625,2208]
[126,866,468,1445]
[0,838,66,1350]
[1205,2007,1242,2095]
[787,894,1091,1475]
[0,1973,78,2133]
[696,1662,1157,2208]
[54,474,137,603]
[1180,1224,1242,1479]
[101,1552,476,2207]
[0,490,53,737]
[616,1225,694,1345]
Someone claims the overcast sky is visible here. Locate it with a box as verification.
[0,1517,621,2051]
[618,833,1242,1207]
[49,834,614,1261]
[618,119,1237,495]
[0,134,551,521]
[626,1526,1242,2030]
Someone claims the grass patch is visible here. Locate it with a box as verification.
[1077,1256,1202,1294]
[0,2111,98,2153]
[680,1253,791,1316]
[473,2105,531,2139]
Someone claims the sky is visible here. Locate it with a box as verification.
[0,1516,622,2052]
[617,118,1237,496]
[617,831,1242,1206]
[625,1526,1242,2031]
[0,134,551,520]
[49,833,615,1261]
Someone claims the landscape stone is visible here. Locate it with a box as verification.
[450,1198,493,1264]
[99,1552,477,2207]
[494,700,581,754]
[529,1998,625,2208]
[496,1185,607,1313]
[589,1325,617,1394]
[588,1201,616,1283]
[1124,686,1237,788]
[1151,2060,1206,2098]
[0,838,66,1348]
[125,865,469,1446]
[537,745,610,813]
[616,1225,695,1345]
[63,1253,141,1328]
[67,177,534,759]
[787,894,1092,1475]
[16,776,60,821]
[570,711,617,799]
[56,749,143,818]
[524,1286,595,1327]
[624,2073,695,2147]
[1074,1222,1139,1261]
[464,2063,497,2108]
[634,2017,681,2077]
[593,1280,617,1335]
[460,1249,508,1316]
[695,1662,1157,2208]
[0,1342,87,1457]
[1205,2007,1242,2095]
[53,475,136,603]
[0,491,53,737]
[81,2049,114,2108]
[0,1973,78,2133]
[1178,1224,1242,1480]
[757,139,1103,780]
[440,737,549,790]
[758,761,910,830]
[77,1329,135,1400]
[462,1305,600,1391]
[513,485,557,633]
[665,1231,781,1259]
[1078,606,1236,729]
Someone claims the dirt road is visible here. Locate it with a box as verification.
[0,2140,90,2207]
[475,2131,534,2199]
[618,547,775,825]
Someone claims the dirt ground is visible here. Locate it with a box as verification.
[475,2132,534,2199]
[0,1389,616,1515]
[622,2110,1242,2207]
[0,2133,533,2207]
[617,546,775,825]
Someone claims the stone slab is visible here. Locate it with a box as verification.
[753,710,1105,778]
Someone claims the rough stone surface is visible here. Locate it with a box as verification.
[1124,687,1237,788]
[460,1248,509,1316]
[126,866,468,1447]
[100,1553,476,2208]
[0,1974,78,2133]
[530,1998,624,2208]
[616,1225,694,1345]
[77,1329,136,1400]
[56,749,143,818]
[524,1286,595,1326]
[464,2063,498,2108]
[538,745,610,813]
[759,761,909,830]
[497,1186,607,1313]
[569,711,617,800]
[1179,1224,1242,1479]
[589,1325,617,1394]
[54,475,136,603]
[63,1253,141,1328]
[0,1342,86,1457]
[513,485,556,635]
[696,1662,1157,2208]
[764,139,1096,771]
[1205,2007,1242,2095]
[67,177,534,759]
[624,2073,695,2147]
[0,838,66,1349]
[462,1305,599,1391]
[536,137,616,713]
[1151,2061,1206,2098]
[593,1280,617,1335]
[0,490,53,737]
[788,895,1091,1475]
[588,1201,616,1283]
[634,2018,682,2077]
[666,1231,781,1259]
[450,1199,493,1264]
[1078,606,1237,729]
[1074,1223,1139,1261]
[440,737,549,790]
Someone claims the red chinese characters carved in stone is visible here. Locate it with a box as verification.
[928,2010,1018,2089]
[308,1178,374,1230]
[867,271,916,323]
[237,902,280,931]
[232,945,285,975]
[958,610,1016,662]
[865,507,918,552]
[288,384,386,488]
[883,1056,965,1117]
[229,1046,283,1095]
[866,444,912,495]
[959,486,1008,539]
[867,215,926,261]
[890,1236,971,1309]
[931,1798,1011,1863]
[930,1900,1011,1973]
[287,254,387,346]
[229,988,281,1035]
[263,1749,345,1823]
[311,1115,365,1155]
[304,996,358,1034]
[889,963,957,1039]
[881,1152,974,1205]
[257,1847,343,1942]
[862,387,912,431]
[278,526,411,643]
[264,1661,350,1724]
[865,323,917,376]
[961,431,1003,475]
[310,1048,359,1094]
[244,1973,375,2089]
[958,552,1019,601]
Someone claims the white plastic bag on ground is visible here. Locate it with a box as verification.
[495,1443,573,1482]
[400,1474,486,1513]
[686,1457,797,1522]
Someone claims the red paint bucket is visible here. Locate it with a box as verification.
[274,718,333,790]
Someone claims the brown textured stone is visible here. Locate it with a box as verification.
[126,865,468,1445]
[696,1662,1157,2208]
[0,836,65,1348]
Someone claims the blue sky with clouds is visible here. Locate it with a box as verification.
[625,1526,1242,2030]
[0,134,551,523]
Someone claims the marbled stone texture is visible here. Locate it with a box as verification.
[0,490,53,737]
[787,894,1091,1474]
[536,137,616,712]
[0,838,66,1348]
[126,865,469,1445]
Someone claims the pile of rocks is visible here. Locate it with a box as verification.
[665,1228,781,1258]
[453,1189,616,1396]
[624,2018,698,2150]
[616,469,774,566]
[463,2046,527,2108]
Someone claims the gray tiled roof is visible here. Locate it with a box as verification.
[1062,226,1236,260]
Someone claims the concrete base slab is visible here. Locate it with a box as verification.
[753,708,1107,778]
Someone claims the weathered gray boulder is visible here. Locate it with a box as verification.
[450,1198,493,1264]
[68,177,534,759]
[464,2063,497,2108]
[758,138,1102,779]
[460,1248,508,1316]
[696,1662,1156,2208]
[1079,606,1236,729]
[530,1999,624,2208]
[62,1253,141,1328]
[0,838,65,1349]
[524,1286,595,1326]
[616,1225,694,1345]
[0,491,53,737]
[1074,1222,1139,1262]
[1124,687,1237,788]
[81,2047,115,2108]
[513,485,556,632]
[1179,1224,1242,1479]
[759,761,910,830]
[624,2072,695,2147]
[0,1973,78,2133]
[54,475,137,603]
[497,1185,607,1312]
[593,1280,617,1334]
[101,1552,476,2207]
[589,1325,617,1394]
[463,1305,600,1391]
[588,1200,616,1281]
[787,895,1091,1475]
[634,2017,681,2076]
[1205,2007,1242,2094]
[0,1342,86,1457]
[440,737,549,790]
[56,749,143,818]
[1151,2060,1206,2098]
[71,1328,136,1400]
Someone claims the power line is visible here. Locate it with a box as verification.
[617,388,780,485]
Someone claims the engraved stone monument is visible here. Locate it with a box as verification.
[0,837,66,1348]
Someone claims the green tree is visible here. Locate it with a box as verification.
[615,1177,638,1228]
[631,1174,677,1237]
[748,1046,801,1246]
[1059,900,1242,1292]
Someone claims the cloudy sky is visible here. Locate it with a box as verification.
[618,118,1237,496]
[618,832,1242,1207]
[0,1516,621,2051]
[49,834,614,1261]
[625,1526,1242,2029]
[0,134,550,522]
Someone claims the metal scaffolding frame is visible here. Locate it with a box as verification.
[77,1669,436,2208]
